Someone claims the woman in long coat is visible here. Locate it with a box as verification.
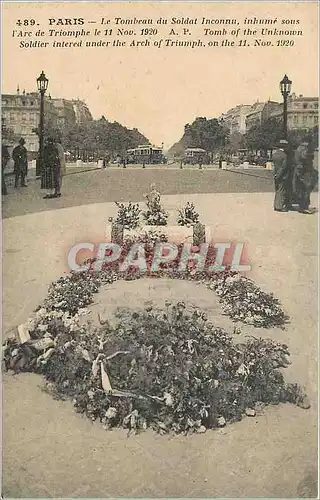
[41,137,61,198]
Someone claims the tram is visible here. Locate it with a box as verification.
[183,148,206,165]
[126,145,165,164]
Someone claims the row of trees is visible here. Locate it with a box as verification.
[169,117,229,157]
[2,114,151,161]
[169,115,318,158]
[240,118,318,154]
[44,116,150,159]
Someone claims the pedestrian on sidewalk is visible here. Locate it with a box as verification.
[2,144,10,195]
[41,136,61,199]
[273,139,290,212]
[103,153,110,169]
[12,138,28,188]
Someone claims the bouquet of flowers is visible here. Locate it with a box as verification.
[177,202,200,227]
[114,202,141,230]
[142,184,168,226]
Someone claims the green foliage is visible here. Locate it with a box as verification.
[225,131,246,154]
[244,118,283,153]
[61,118,149,156]
[169,117,229,155]
[177,202,200,226]
[114,202,142,230]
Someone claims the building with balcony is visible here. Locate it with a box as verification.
[1,87,93,152]
[268,93,318,131]
[245,100,280,130]
[220,104,251,134]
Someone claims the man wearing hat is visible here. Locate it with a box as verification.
[294,140,318,214]
[272,139,290,212]
[12,138,28,188]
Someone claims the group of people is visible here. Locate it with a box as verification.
[273,139,318,214]
[1,135,66,199]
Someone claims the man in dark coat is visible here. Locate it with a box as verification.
[272,139,290,212]
[41,137,61,198]
[12,138,28,188]
[2,144,10,195]
[294,141,318,214]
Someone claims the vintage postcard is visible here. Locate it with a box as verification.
[1,1,319,498]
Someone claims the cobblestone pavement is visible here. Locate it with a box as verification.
[2,190,318,498]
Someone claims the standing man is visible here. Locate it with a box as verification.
[272,139,290,212]
[103,153,110,169]
[12,138,28,188]
[2,143,10,195]
[294,141,318,214]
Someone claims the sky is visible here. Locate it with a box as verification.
[2,2,319,148]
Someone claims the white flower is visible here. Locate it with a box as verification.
[36,308,47,319]
[38,324,48,332]
[236,363,249,377]
[26,318,36,331]
[164,392,174,406]
[105,407,117,419]
[77,308,90,316]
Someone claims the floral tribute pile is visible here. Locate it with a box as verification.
[3,291,308,435]
[3,195,303,436]
[208,273,288,328]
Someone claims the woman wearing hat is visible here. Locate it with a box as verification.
[41,136,61,199]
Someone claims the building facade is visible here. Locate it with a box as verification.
[269,93,318,131]
[1,88,93,152]
[220,104,252,134]
[245,100,280,130]
[2,90,55,152]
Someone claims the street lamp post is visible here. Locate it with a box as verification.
[280,74,292,140]
[36,71,49,177]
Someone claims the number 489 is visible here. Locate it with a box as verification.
[16,19,36,26]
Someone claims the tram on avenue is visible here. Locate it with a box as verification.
[126,145,166,164]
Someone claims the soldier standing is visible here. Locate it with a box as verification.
[272,139,290,212]
[12,138,28,188]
